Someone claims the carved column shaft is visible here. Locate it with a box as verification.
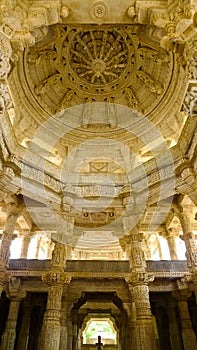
[176,209,197,268]
[130,282,152,319]
[172,291,197,350]
[20,234,31,259]
[166,300,183,350]
[123,300,136,349]
[179,168,197,207]
[0,278,26,350]
[60,299,72,350]
[156,236,164,260]
[40,281,64,350]
[125,229,157,350]
[66,318,73,350]
[35,236,42,259]
[128,280,157,350]
[0,229,17,269]
[72,322,78,350]
[60,316,68,350]
[0,300,20,350]
[166,229,178,260]
[178,300,197,349]
[40,242,71,350]
[0,194,23,269]
[16,300,32,350]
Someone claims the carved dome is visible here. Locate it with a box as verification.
[20,24,176,117]
[69,28,129,86]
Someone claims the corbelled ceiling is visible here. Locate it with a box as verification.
[0,0,196,253]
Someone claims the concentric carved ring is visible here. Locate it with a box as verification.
[69,29,129,85]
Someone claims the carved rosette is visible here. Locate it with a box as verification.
[70,29,128,86]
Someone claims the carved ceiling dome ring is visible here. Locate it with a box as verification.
[22,24,175,112]
[8,23,188,149]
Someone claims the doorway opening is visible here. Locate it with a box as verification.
[83,317,117,345]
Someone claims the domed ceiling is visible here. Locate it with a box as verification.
[1,0,196,251]
[9,22,186,152]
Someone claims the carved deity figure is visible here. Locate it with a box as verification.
[51,242,66,269]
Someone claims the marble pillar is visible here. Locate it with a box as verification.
[172,290,197,350]
[166,298,183,350]
[67,318,73,350]
[125,229,157,350]
[166,228,179,260]
[127,276,157,350]
[39,242,71,350]
[123,300,136,349]
[60,299,72,350]
[20,232,32,259]
[0,277,26,350]
[16,299,32,350]
[179,167,197,207]
[0,194,23,270]
[72,322,78,350]
[40,273,70,350]
[177,210,197,269]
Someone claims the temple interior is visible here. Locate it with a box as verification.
[0,1,197,349]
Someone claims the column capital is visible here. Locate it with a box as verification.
[119,232,144,250]
[172,289,192,301]
[180,231,197,241]
[175,167,197,205]
[4,193,24,216]
[180,270,197,289]
[166,227,180,238]
[42,272,71,286]
[125,272,154,286]
[6,277,26,300]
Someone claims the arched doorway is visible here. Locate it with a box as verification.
[82,317,118,346]
[69,291,129,350]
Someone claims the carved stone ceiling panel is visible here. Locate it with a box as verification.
[23,24,172,114]
[8,22,187,155]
